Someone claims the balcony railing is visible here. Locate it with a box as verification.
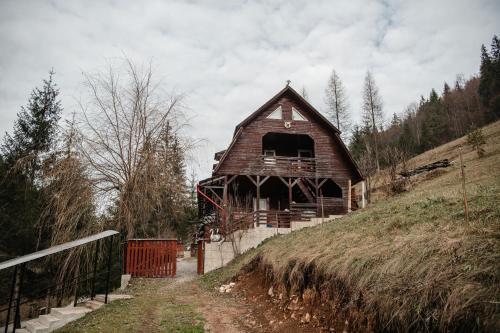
[257,155,316,177]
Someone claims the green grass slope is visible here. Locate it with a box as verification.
[208,121,500,332]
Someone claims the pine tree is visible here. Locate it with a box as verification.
[0,71,61,256]
[2,70,62,180]
[324,69,351,138]
[361,71,384,172]
[479,44,493,107]
[348,125,367,162]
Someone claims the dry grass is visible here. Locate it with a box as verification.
[221,121,500,331]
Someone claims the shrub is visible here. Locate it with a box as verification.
[466,127,486,157]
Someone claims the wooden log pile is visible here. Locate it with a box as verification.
[399,159,451,178]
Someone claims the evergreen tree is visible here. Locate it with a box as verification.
[2,70,62,180]
[479,44,493,107]
[0,71,61,255]
[348,125,367,162]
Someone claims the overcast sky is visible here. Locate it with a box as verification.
[1,0,499,178]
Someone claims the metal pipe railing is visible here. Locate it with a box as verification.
[0,230,119,333]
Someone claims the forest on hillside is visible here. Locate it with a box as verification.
[328,35,500,199]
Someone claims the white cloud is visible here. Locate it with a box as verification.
[0,0,498,178]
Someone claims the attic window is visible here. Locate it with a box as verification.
[292,107,307,121]
[267,106,282,120]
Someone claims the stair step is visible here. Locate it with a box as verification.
[50,307,91,322]
[94,294,133,303]
[83,299,104,310]
[38,314,65,331]
[24,319,49,333]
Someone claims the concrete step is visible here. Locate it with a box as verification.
[50,306,91,322]
[38,314,65,331]
[83,299,104,310]
[24,319,50,333]
[94,294,133,303]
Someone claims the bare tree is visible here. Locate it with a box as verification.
[325,69,351,138]
[78,59,189,239]
[301,86,309,101]
[39,116,100,291]
[362,71,384,172]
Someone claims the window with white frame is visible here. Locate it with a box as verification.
[292,107,307,121]
[266,106,282,119]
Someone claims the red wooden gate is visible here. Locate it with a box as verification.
[125,239,177,277]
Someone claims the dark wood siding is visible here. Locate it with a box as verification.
[214,91,358,185]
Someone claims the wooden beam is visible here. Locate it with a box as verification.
[318,178,328,188]
[347,179,352,213]
[227,175,238,185]
[305,177,316,189]
[288,178,292,205]
[222,176,228,234]
[256,175,261,210]
[207,187,222,203]
[259,175,270,186]
[246,175,257,186]
[278,176,289,187]
[199,175,225,186]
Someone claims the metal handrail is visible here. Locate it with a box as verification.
[1,230,119,333]
[0,230,119,271]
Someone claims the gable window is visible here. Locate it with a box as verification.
[266,106,282,120]
[292,107,307,121]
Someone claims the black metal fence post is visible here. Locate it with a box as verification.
[90,239,100,300]
[13,264,25,333]
[104,235,114,304]
[4,265,18,333]
[73,256,81,307]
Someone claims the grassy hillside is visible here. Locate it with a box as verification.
[207,121,500,332]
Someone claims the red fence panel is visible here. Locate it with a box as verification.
[125,239,177,277]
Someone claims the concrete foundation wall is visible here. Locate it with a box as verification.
[204,215,342,273]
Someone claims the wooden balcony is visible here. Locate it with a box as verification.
[245,155,317,177]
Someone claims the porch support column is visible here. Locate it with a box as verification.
[256,175,261,211]
[222,176,228,234]
[315,177,319,217]
[347,179,352,213]
[288,178,292,206]
[361,181,367,208]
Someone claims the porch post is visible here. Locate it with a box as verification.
[288,178,292,206]
[361,181,367,208]
[256,175,260,211]
[347,179,352,212]
[222,176,228,233]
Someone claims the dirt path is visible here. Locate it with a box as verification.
[59,256,320,332]
[169,257,249,333]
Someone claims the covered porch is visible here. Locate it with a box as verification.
[197,174,355,235]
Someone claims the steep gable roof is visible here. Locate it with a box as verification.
[214,85,364,182]
[233,85,341,136]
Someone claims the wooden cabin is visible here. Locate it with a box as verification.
[197,85,365,236]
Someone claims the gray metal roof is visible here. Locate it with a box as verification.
[0,230,119,271]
